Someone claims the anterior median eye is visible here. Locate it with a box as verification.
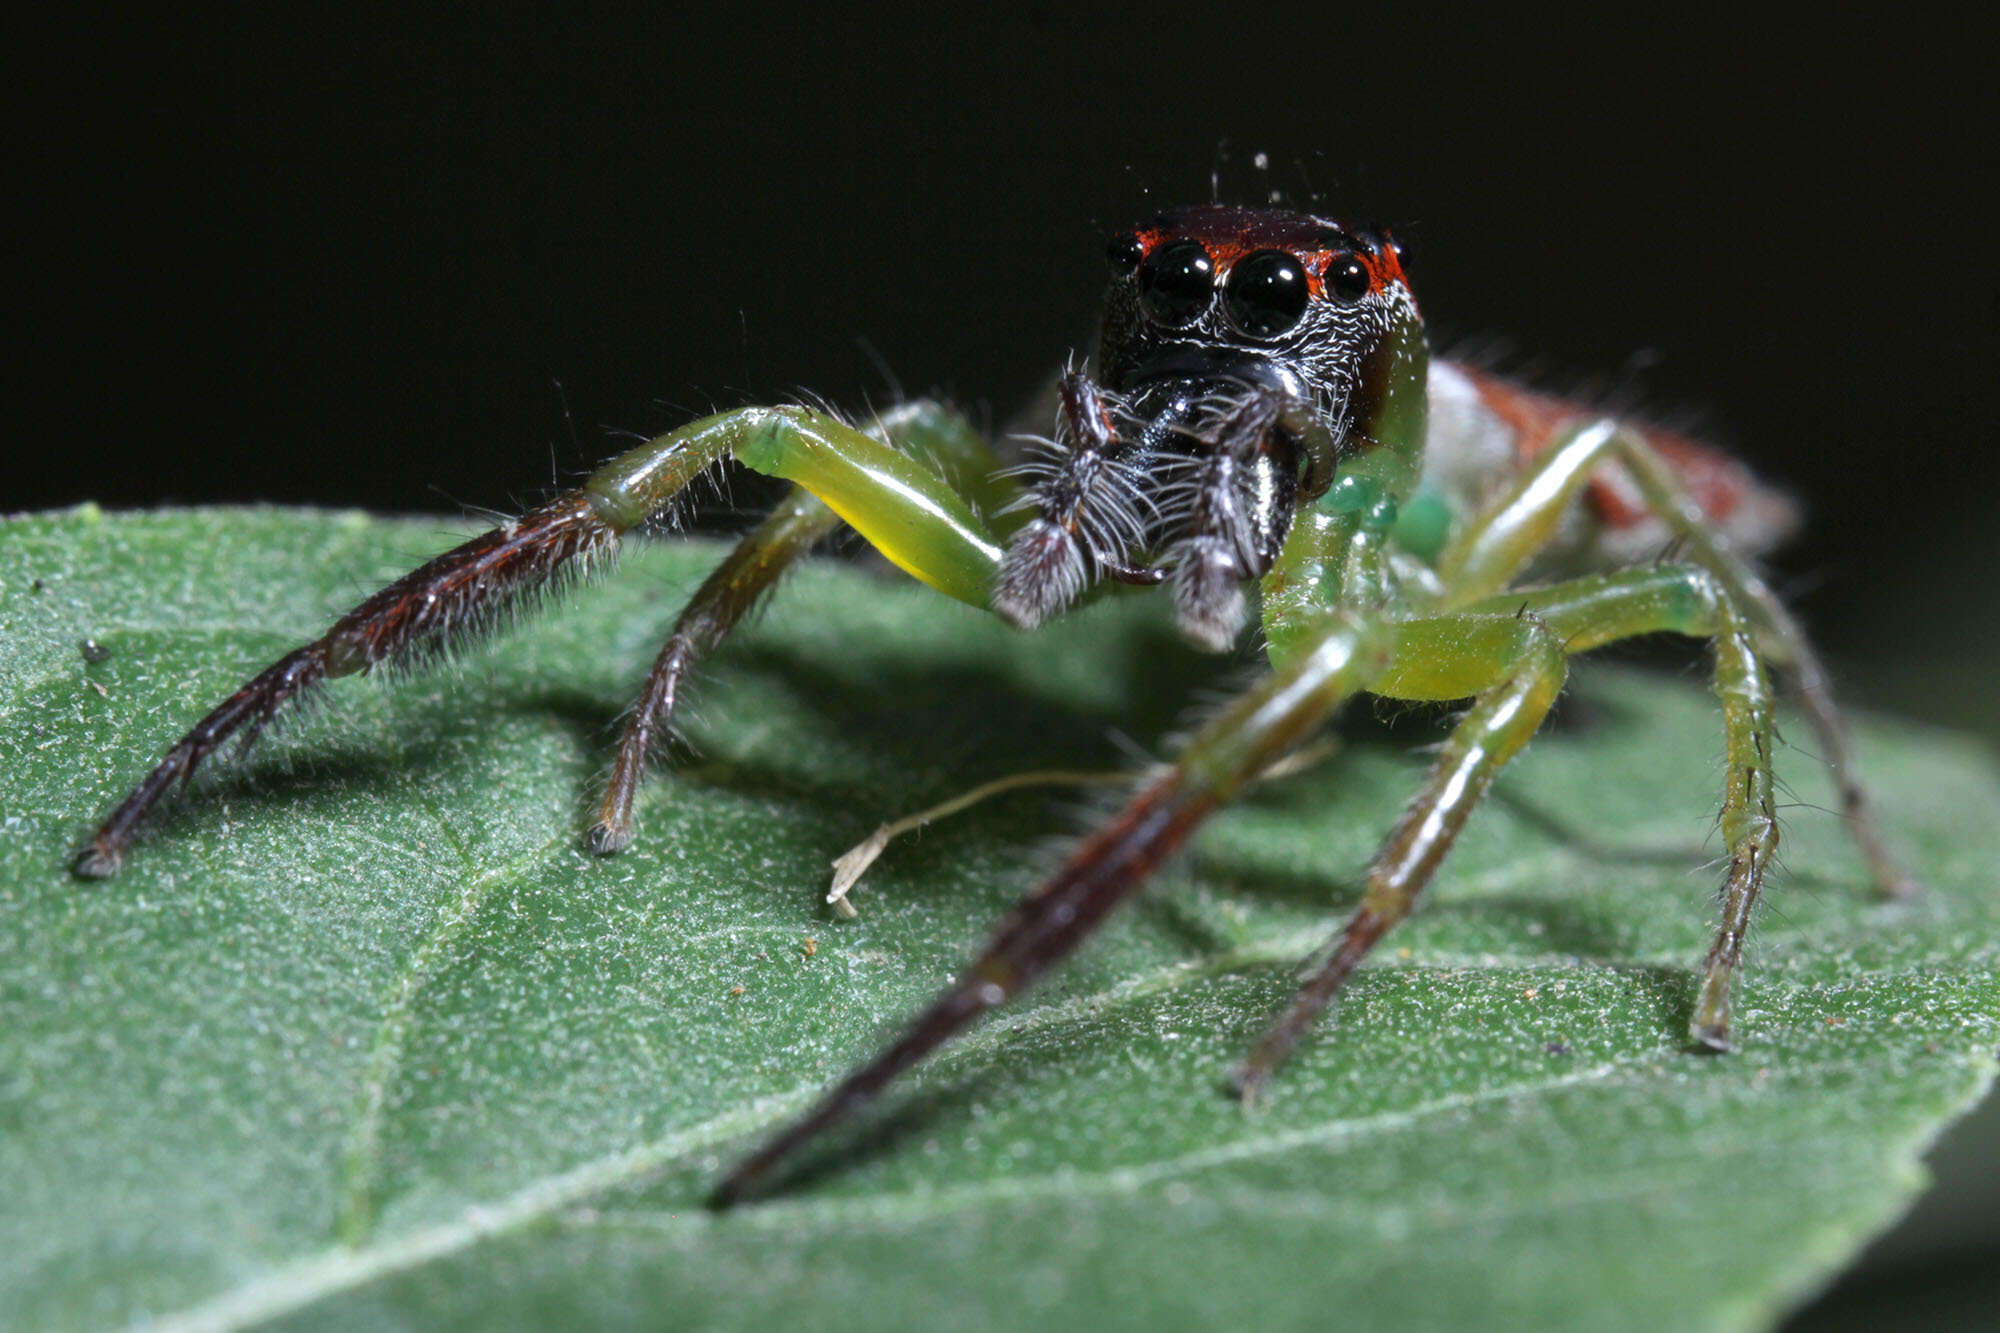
[1139,239,1214,326]
[1225,250,1310,337]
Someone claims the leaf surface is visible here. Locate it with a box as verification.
[3,507,1995,1331]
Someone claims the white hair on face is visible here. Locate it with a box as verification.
[992,381,1162,627]
[992,517,1087,629]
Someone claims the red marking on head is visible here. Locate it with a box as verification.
[1129,204,1408,301]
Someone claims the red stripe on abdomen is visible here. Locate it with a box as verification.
[1455,366,1758,533]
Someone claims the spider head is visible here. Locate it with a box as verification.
[1098,205,1422,499]
[994,206,1429,648]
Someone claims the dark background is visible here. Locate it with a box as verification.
[13,9,1995,1325]
[16,12,1996,740]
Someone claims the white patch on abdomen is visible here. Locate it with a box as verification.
[1420,362,1518,517]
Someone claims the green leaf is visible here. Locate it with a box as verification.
[3,506,1995,1332]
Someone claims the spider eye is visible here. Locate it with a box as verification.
[1106,232,1144,275]
[1326,253,1372,303]
[1139,239,1214,326]
[1225,250,1310,337]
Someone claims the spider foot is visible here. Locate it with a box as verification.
[72,843,121,879]
[584,818,635,856]
[1859,828,1921,902]
[1689,1022,1736,1054]
[1690,956,1739,1054]
[1224,1062,1271,1111]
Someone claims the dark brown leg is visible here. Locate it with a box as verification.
[709,776,1216,1207]
[74,495,618,877]
[77,398,1012,877]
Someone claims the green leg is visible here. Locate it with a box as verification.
[588,401,1014,853]
[1691,590,1780,1048]
[1259,504,1399,667]
[1614,444,1911,900]
[1434,421,1910,899]
[1237,563,1781,1094]
[1431,419,1620,599]
[1465,566,1781,1049]
[586,489,840,853]
[585,402,1006,607]
[1233,612,1569,1101]
[876,399,1028,532]
[713,564,1778,1195]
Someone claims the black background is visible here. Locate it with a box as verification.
[17,11,1997,736]
[14,9,1997,1321]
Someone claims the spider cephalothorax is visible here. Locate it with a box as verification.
[995,205,1425,648]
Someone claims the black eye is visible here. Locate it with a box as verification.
[1106,232,1144,275]
[1225,250,1310,337]
[1326,254,1372,303]
[1139,239,1214,326]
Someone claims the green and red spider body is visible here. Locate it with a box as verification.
[74,202,1907,1205]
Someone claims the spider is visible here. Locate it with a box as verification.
[73,203,1911,1207]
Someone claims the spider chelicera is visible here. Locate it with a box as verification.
[74,203,1911,1206]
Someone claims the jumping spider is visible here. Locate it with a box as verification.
[74,204,1911,1205]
